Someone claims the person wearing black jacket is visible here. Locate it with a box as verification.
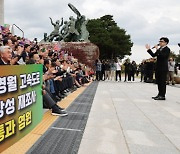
[124,59,130,82]
[145,37,170,100]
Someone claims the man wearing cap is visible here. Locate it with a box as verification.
[145,37,170,100]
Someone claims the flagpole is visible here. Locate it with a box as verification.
[11,25,14,35]
[0,0,4,25]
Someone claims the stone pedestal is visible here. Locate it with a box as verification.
[60,42,99,68]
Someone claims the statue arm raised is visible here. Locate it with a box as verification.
[49,17,55,26]
[60,18,63,26]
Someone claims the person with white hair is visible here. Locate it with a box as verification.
[0,45,12,65]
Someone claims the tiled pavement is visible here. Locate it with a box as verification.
[78,79,180,154]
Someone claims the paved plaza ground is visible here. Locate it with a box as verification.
[78,79,180,154]
[5,78,179,154]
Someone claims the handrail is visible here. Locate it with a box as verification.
[12,24,24,38]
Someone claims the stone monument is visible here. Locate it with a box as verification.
[60,42,99,68]
[0,0,4,25]
[43,3,90,43]
[41,3,99,68]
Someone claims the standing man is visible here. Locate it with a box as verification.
[95,59,102,81]
[167,58,175,85]
[124,59,130,82]
[145,37,170,100]
[115,59,122,82]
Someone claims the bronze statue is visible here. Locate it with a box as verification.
[79,16,89,42]
[60,21,69,39]
[67,3,90,42]
[42,3,90,42]
[61,16,80,42]
[48,17,63,42]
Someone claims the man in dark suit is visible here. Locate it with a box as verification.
[124,59,130,82]
[145,37,170,100]
[0,46,12,65]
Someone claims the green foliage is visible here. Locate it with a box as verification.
[169,51,176,59]
[175,54,180,63]
[87,15,133,59]
[170,51,180,63]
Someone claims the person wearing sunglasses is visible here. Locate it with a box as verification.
[145,37,170,100]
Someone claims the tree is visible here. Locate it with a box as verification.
[175,54,180,63]
[170,51,180,63]
[87,15,133,59]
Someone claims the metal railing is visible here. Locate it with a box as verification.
[12,24,24,38]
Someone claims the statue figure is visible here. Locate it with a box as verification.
[42,3,90,43]
[79,16,90,42]
[60,17,80,42]
[48,17,63,42]
[60,21,69,39]
[68,16,79,36]
[43,33,48,42]
[68,3,90,42]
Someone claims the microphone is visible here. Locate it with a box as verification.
[152,44,159,49]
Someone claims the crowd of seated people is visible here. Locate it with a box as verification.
[0,30,94,116]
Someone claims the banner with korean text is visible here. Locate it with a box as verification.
[0,64,43,152]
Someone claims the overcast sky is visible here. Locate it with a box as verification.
[4,0,180,63]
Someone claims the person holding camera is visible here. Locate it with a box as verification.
[145,37,170,100]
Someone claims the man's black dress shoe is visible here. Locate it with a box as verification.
[152,95,159,99]
[154,96,166,100]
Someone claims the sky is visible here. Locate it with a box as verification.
[4,0,180,63]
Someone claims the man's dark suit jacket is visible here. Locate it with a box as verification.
[0,58,6,65]
[147,46,170,72]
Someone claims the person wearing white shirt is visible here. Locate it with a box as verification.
[115,59,122,81]
[167,58,175,85]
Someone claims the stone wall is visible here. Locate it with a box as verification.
[60,42,99,68]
